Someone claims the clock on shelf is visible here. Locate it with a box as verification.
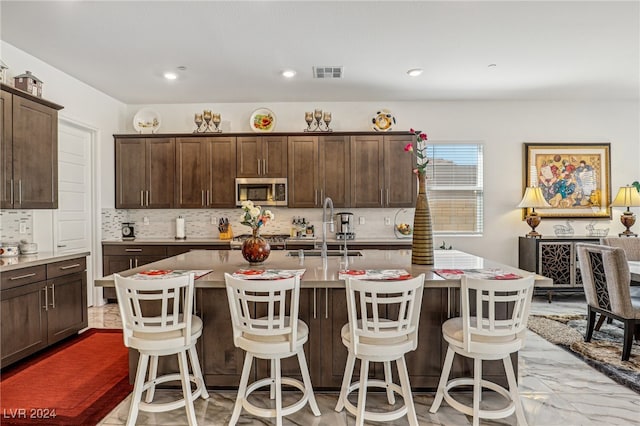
[121,222,135,240]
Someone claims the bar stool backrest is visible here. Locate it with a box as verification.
[114,273,195,349]
[346,275,425,355]
[224,274,300,352]
[460,275,534,354]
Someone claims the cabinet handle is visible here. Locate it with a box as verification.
[257,160,261,175]
[129,259,133,269]
[386,188,389,206]
[10,179,13,205]
[201,190,205,206]
[18,180,22,204]
[207,190,210,205]
[314,189,318,206]
[60,263,80,270]
[140,190,144,206]
[125,248,143,252]
[313,288,317,319]
[380,189,384,206]
[264,159,268,175]
[325,288,329,319]
[42,286,48,311]
[135,259,139,267]
[50,284,56,308]
[10,272,36,280]
[146,191,150,206]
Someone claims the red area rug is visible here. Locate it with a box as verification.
[0,329,132,425]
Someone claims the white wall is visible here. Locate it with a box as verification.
[123,100,640,266]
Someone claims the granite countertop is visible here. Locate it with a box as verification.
[0,251,91,272]
[102,238,232,245]
[95,249,551,289]
[101,237,411,245]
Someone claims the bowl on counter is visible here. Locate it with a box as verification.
[19,241,38,254]
[0,243,20,257]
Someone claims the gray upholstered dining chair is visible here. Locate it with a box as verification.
[576,243,640,361]
[601,237,640,261]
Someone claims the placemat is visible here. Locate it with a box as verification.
[339,269,412,280]
[433,268,521,280]
[232,269,306,280]
[130,269,213,280]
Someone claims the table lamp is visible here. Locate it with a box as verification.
[610,185,640,237]
[517,187,551,238]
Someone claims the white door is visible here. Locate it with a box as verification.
[54,120,96,305]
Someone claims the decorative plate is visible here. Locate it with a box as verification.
[371,109,396,132]
[133,108,161,133]
[250,108,276,132]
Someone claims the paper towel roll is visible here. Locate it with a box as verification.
[176,217,186,239]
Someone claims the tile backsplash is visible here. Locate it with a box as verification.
[0,210,33,243]
[101,207,413,241]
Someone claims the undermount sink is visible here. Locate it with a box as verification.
[287,250,363,257]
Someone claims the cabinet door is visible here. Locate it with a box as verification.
[1,281,47,367]
[236,136,261,177]
[12,96,58,208]
[1,90,12,208]
[176,137,207,208]
[207,136,237,207]
[319,135,350,207]
[115,138,147,208]
[146,138,175,208]
[384,135,417,207]
[46,272,87,345]
[287,135,319,207]
[262,136,287,177]
[538,242,573,286]
[350,135,384,207]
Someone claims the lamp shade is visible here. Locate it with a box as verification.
[610,185,640,207]
[517,187,551,209]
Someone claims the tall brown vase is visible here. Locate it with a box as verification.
[412,171,434,265]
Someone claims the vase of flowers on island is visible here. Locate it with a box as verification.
[239,200,275,264]
[404,128,434,265]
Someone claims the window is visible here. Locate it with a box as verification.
[425,143,484,235]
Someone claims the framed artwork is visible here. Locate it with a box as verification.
[524,143,611,218]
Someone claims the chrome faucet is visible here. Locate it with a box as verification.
[321,197,334,259]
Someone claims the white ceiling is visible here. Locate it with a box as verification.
[1,1,638,104]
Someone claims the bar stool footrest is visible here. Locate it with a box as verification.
[242,377,310,418]
[138,373,205,413]
[443,377,515,420]
[343,379,408,422]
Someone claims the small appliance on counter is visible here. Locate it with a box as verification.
[121,222,135,241]
[336,212,355,240]
[176,216,186,240]
[19,240,38,254]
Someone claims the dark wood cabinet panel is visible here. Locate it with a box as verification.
[1,85,62,209]
[237,136,286,178]
[287,135,319,207]
[115,137,174,208]
[176,137,237,208]
[350,135,384,207]
[319,135,350,208]
[384,135,417,207]
[0,256,87,368]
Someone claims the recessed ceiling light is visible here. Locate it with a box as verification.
[488,63,497,68]
[407,68,423,77]
[163,72,178,80]
[282,70,296,78]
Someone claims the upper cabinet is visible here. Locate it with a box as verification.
[350,134,416,208]
[115,137,175,208]
[175,136,237,208]
[288,135,350,208]
[237,136,287,177]
[1,84,63,209]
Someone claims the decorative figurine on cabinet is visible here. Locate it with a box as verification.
[0,60,8,85]
[14,71,43,97]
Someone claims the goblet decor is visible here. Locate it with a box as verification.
[304,108,333,132]
[194,114,203,133]
[212,113,222,132]
[193,109,222,132]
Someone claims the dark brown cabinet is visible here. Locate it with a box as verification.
[115,137,175,208]
[101,244,168,300]
[350,135,416,208]
[288,135,350,208]
[0,257,87,368]
[1,84,63,209]
[237,136,287,177]
[175,136,237,208]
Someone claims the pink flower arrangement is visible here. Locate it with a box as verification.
[405,128,429,174]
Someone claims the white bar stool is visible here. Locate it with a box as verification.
[114,272,209,426]
[224,273,321,426]
[334,275,425,426]
[429,275,535,426]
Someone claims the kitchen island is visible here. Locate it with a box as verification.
[96,249,549,390]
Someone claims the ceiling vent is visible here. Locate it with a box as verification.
[313,66,343,79]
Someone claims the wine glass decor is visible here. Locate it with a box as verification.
[304,108,333,132]
[194,109,222,133]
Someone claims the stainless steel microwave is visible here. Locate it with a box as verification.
[235,178,288,206]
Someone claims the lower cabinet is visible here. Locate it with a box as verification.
[0,257,87,368]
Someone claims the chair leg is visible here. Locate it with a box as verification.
[127,353,149,426]
[622,320,634,361]
[144,355,158,403]
[335,351,356,412]
[274,357,283,426]
[270,358,276,400]
[178,350,197,426]
[356,359,369,426]
[504,354,528,426]
[383,361,396,405]
[297,349,321,416]
[188,346,209,399]
[585,307,596,342]
[473,358,481,426]
[429,346,455,414]
[397,356,418,426]
[595,313,606,331]
[229,352,253,426]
